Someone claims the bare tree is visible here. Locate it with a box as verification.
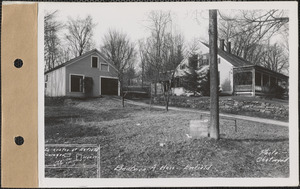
[65,15,96,58]
[161,33,185,111]
[142,11,185,111]
[143,11,172,96]
[218,9,289,66]
[57,46,72,65]
[260,43,289,74]
[44,10,63,71]
[138,40,147,87]
[101,29,136,107]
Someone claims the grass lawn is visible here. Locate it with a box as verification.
[45,97,289,178]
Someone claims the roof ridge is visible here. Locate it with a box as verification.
[44,48,120,74]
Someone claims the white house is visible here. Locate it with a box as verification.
[172,40,288,97]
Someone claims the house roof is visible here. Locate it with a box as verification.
[44,49,118,74]
[201,42,253,67]
[200,42,288,78]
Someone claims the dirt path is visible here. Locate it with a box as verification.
[115,98,289,127]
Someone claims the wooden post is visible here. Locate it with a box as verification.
[252,69,255,96]
[209,10,220,140]
[234,119,237,132]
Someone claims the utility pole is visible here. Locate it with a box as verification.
[209,9,220,139]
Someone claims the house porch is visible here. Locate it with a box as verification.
[233,66,288,97]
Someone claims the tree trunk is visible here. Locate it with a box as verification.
[149,83,152,111]
[209,9,220,140]
[166,92,169,111]
[119,76,125,108]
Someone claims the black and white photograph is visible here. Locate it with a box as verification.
[38,1,298,187]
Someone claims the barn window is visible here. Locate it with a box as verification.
[100,63,109,71]
[71,75,84,92]
[45,75,48,82]
[91,56,98,68]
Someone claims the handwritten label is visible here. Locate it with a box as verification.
[114,164,212,172]
[256,148,289,164]
[45,144,100,177]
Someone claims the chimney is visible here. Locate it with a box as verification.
[220,39,225,51]
[227,42,231,54]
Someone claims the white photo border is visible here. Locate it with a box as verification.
[38,1,299,187]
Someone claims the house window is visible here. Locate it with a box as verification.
[45,75,48,89]
[234,72,252,85]
[270,76,276,87]
[198,60,202,68]
[180,64,185,69]
[203,59,209,65]
[218,71,220,85]
[218,58,221,64]
[173,77,182,88]
[255,72,262,86]
[91,56,98,68]
[263,74,269,86]
[71,75,83,92]
[100,63,109,71]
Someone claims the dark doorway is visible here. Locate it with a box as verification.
[101,78,118,95]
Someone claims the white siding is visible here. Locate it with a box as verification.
[172,87,185,96]
[45,67,66,97]
[173,42,234,96]
[218,57,234,95]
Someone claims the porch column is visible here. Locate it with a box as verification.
[261,73,263,87]
[252,69,255,96]
[118,80,120,96]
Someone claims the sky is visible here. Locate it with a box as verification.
[43,2,211,49]
[41,2,292,72]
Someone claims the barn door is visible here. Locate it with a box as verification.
[101,77,118,95]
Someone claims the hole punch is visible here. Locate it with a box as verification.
[14,59,23,68]
[15,136,24,145]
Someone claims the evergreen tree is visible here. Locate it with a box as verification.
[198,66,210,96]
[181,53,212,96]
[182,54,200,95]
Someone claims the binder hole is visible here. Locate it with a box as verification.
[15,136,24,145]
[14,59,23,68]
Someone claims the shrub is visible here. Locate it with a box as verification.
[262,83,287,99]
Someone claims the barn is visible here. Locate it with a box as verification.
[44,49,120,97]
